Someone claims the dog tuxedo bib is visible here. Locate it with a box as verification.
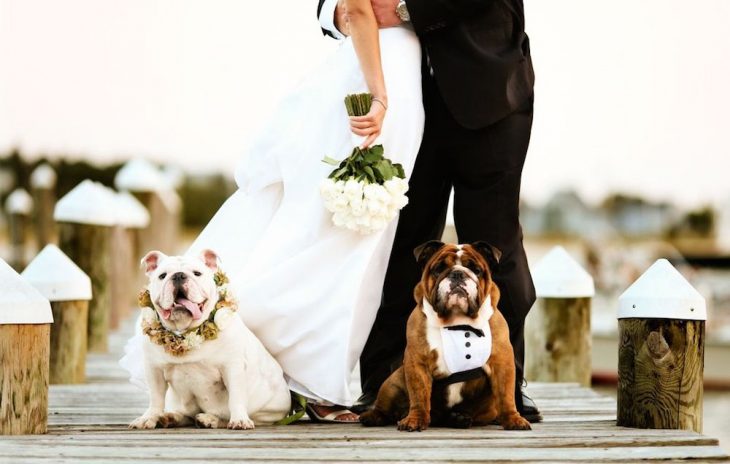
[440,324,492,375]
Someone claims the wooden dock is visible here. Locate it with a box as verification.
[0,317,727,463]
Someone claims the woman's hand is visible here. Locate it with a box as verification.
[349,98,387,148]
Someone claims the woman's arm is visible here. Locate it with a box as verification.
[344,0,387,148]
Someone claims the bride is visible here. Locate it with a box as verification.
[121,0,424,422]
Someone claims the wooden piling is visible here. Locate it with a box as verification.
[525,246,595,386]
[5,188,33,270]
[109,191,149,329]
[22,245,92,384]
[115,159,182,255]
[54,180,116,353]
[30,163,58,248]
[617,259,706,433]
[0,259,52,435]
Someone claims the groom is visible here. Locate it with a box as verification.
[317,0,540,421]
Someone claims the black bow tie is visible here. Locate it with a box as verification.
[445,325,485,337]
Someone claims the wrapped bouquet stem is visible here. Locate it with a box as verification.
[320,93,409,234]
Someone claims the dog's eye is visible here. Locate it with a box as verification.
[158,273,167,280]
[431,264,446,275]
[193,271,202,277]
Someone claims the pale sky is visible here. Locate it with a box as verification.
[1,0,729,208]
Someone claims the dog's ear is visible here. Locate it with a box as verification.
[141,251,166,275]
[470,241,502,269]
[414,240,445,270]
[199,249,220,271]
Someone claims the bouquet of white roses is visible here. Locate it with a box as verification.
[320,93,409,234]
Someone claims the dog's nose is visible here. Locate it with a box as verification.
[171,272,187,283]
[449,269,465,280]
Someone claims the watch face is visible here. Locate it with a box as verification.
[397,2,409,21]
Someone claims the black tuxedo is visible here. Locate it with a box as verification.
[316,0,535,411]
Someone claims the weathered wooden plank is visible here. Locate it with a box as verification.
[0,434,718,449]
[0,443,726,461]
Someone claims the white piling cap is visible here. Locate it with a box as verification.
[618,259,706,320]
[30,163,57,189]
[5,188,34,215]
[115,159,166,192]
[0,258,52,324]
[162,165,185,189]
[532,246,595,298]
[54,180,118,226]
[22,245,92,302]
[114,191,150,228]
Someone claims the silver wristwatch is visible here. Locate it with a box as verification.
[396,0,411,22]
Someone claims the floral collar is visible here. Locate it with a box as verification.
[137,270,237,356]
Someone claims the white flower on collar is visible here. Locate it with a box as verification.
[141,307,157,325]
[214,307,235,331]
[184,332,204,350]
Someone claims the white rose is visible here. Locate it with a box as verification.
[350,197,366,216]
[214,307,235,331]
[343,178,364,202]
[345,216,359,231]
[390,192,409,210]
[141,307,157,325]
[332,211,348,227]
[363,183,381,200]
[356,214,372,228]
[184,332,204,350]
[330,194,349,213]
[384,178,409,196]
[319,178,338,202]
[366,198,385,216]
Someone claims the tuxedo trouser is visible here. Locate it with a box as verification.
[359,67,536,411]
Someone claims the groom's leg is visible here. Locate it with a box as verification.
[450,96,536,412]
[358,72,453,399]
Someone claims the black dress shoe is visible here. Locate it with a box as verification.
[350,391,377,414]
[520,390,543,423]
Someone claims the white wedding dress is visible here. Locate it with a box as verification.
[121,26,424,406]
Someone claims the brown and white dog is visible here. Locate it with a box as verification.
[360,241,531,431]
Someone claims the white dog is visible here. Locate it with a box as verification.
[129,249,291,430]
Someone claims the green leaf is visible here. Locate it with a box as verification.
[322,155,341,166]
[369,145,384,157]
[363,166,375,181]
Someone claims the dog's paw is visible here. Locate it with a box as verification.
[397,413,429,432]
[501,413,531,431]
[228,417,255,430]
[360,409,389,427]
[446,411,473,429]
[129,414,162,430]
[195,413,224,429]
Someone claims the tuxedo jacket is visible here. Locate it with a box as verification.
[317,0,535,129]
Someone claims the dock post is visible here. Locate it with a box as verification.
[115,159,181,255]
[110,191,150,329]
[525,246,595,386]
[617,259,706,433]
[5,188,33,270]
[22,245,92,384]
[54,180,116,353]
[0,259,52,435]
[30,163,57,248]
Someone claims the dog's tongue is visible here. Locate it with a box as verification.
[175,297,202,320]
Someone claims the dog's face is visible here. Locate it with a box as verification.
[141,249,220,333]
[415,241,501,322]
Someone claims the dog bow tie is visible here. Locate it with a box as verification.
[444,325,485,337]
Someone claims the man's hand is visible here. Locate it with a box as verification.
[371,0,402,28]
